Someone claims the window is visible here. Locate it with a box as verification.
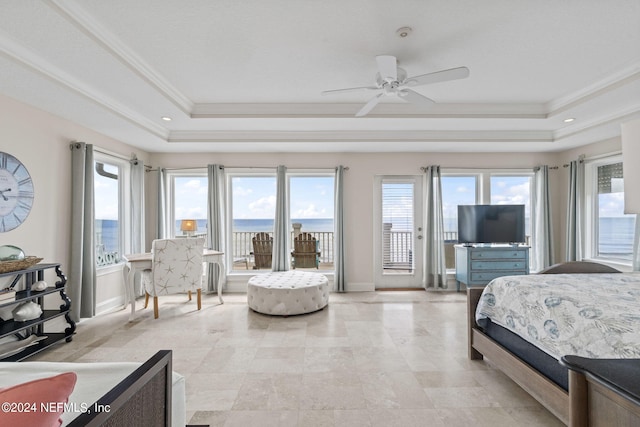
[490,174,532,243]
[441,170,533,270]
[228,173,277,271]
[441,175,479,242]
[586,157,636,262]
[168,172,207,237]
[94,153,129,268]
[381,180,415,273]
[225,170,336,272]
[289,174,335,270]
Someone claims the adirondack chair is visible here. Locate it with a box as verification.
[251,232,273,269]
[291,232,320,269]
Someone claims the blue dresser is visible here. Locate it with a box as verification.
[455,244,529,291]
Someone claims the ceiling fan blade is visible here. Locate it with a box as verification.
[376,55,397,81]
[399,89,435,108]
[405,66,470,87]
[321,86,379,95]
[355,93,383,117]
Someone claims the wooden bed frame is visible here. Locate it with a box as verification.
[67,350,173,427]
[468,280,640,427]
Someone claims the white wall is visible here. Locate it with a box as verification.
[0,94,150,313]
[554,137,623,261]
[622,119,640,214]
[0,91,624,302]
[148,151,560,289]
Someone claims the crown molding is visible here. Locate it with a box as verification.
[191,102,547,119]
[168,129,553,143]
[554,104,640,140]
[0,29,168,139]
[44,0,193,115]
[546,61,640,117]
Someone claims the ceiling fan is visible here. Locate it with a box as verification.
[322,55,469,117]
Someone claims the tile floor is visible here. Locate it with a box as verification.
[34,291,564,426]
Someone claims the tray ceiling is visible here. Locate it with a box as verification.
[0,0,638,153]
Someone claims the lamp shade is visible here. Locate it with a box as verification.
[622,118,640,214]
[180,219,197,232]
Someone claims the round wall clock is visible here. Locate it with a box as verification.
[0,152,34,232]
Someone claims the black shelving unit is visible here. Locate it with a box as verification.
[0,263,75,361]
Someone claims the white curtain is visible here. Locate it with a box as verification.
[272,165,290,271]
[565,159,584,261]
[633,215,640,271]
[130,158,146,296]
[532,165,554,271]
[423,166,447,288]
[69,142,96,321]
[207,164,226,292]
[156,168,168,239]
[334,166,346,292]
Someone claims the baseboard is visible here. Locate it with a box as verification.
[96,295,126,315]
[345,282,375,292]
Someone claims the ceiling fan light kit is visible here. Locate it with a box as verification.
[322,55,469,117]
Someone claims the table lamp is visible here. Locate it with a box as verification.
[180,219,197,237]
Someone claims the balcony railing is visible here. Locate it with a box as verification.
[232,231,334,270]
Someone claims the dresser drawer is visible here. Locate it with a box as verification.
[471,261,527,271]
[470,271,527,283]
[470,250,526,260]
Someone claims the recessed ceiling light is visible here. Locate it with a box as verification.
[396,27,412,38]
[563,117,575,123]
[161,116,172,121]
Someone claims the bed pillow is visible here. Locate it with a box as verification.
[0,372,77,427]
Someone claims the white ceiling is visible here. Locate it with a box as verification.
[1,0,639,153]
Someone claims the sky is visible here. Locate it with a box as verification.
[94,170,630,222]
[231,176,335,219]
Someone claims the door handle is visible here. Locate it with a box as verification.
[417,235,423,239]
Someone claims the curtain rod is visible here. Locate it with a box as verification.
[91,146,140,163]
[423,166,559,172]
[146,165,349,172]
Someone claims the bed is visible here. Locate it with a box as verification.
[467,264,640,426]
[0,350,185,426]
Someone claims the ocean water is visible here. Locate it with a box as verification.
[233,218,334,232]
[95,216,635,255]
[598,216,636,255]
[169,218,334,234]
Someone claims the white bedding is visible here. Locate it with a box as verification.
[0,360,185,426]
[475,272,640,360]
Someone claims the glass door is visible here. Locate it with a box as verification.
[373,176,423,288]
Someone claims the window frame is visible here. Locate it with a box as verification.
[584,154,634,264]
[224,168,336,275]
[166,169,208,238]
[440,169,533,232]
[225,169,277,274]
[93,151,131,270]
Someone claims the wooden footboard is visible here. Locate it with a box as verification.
[468,287,640,427]
[67,350,172,427]
[468,287,571,424]
[472,327,569,423]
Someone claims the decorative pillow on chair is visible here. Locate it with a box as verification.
[0,371,77,427]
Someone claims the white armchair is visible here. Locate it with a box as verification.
[142,238,205,319]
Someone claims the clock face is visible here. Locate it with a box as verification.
[0,152,34,232]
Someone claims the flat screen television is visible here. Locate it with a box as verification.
[457,204,525,244]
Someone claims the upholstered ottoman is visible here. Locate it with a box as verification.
[247,271,329,316]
